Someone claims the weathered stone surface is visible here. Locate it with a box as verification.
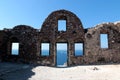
[0,10,120,66]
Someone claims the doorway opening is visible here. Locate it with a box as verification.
[56,43,68,67]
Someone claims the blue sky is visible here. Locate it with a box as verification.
[0,0,120,30]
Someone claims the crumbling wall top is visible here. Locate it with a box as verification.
[13,25,35,31]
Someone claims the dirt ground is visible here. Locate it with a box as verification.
[0,62,120,80]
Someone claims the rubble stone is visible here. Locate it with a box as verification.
[0,10,120,66]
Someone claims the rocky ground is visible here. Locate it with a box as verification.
[0,62,120,80]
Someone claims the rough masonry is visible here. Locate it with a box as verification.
[0,10,120,66]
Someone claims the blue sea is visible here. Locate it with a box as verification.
[12,49,19,55]
[56,50,83,66]
[12,49,83,66]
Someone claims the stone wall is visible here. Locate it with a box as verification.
[0,10,120,66]
[84,23,120,64]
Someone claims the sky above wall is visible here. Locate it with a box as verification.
[0,0,120,30]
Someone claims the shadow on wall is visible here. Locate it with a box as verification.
[0,62,35,80]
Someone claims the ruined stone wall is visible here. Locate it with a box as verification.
[0,10,120,66]
[40,10,84,66]
[0,25,39,63]
[84,23,120,64]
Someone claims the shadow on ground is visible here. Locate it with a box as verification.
[0,62,35,80]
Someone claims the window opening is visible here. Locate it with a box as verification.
[12,43,19,55]
[41,43,50,56]
[58,20,66,31]
[75,43,83,56]
[100,34,108,48]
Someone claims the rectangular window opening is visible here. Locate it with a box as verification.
[58,20,66,31]
[12,43,19,55]
[100,34,108,48]
[41,43,50,56]
[75,43,83,56]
